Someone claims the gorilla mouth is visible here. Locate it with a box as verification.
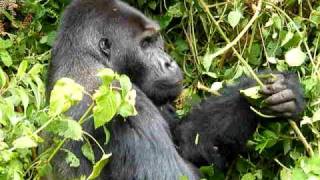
[154,79,183,89]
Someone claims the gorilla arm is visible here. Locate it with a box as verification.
[171,73,305,170]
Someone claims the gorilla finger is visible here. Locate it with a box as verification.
[268,101,296,113]
[260,82,287,95]
[265,89,295,105]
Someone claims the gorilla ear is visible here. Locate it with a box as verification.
[99,38,112,58]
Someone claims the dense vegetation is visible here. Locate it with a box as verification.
[0,0,319,179]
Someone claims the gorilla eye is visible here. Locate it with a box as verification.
[99,38,112,58]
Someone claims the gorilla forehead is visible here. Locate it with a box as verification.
[66,0,158,38]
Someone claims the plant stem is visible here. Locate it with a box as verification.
[202,0,263,61]
[197,82,221,96]
[199,0,264,86]
[289,120,314,157]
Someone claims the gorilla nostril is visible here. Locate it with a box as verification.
[165,62,171,68]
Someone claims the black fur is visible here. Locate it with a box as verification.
[45,0,305,179]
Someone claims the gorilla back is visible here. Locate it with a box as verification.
[47,0,199,179]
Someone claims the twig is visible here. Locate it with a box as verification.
[289,120,314,157]
[202,0,263,60]
[197,82,221,96]
[274,158,290,171]
[199,0,264,86]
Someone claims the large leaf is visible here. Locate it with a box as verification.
[49,78,84,116]
[285,47,306,67]
[93,89,118,129]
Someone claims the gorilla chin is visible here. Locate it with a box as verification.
[144,78,183,105]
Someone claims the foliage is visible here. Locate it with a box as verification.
[0,0,320,179]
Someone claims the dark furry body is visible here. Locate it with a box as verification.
[45,0,305,179]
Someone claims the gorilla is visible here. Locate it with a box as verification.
[46,0,305,179]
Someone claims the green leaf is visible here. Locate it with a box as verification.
[16,60,29,80]
[17,87,29,113]
[118,102,136,118]
[28,63,43,77]
[37,163,53,177]
[166,2,184,17]
[119,90,137,117]
[0,38,13,49]
[241,173,256,180]
[312,109,320,123]
[202,52,214,72]
[281,31,294,47]
[119,74,132,96]
[240,86,262,100]
[87,154,112,180]
[46,118,83,141]
[285,47,306,67]
[63,149,80,168]
[179,176,189,180]
[0,50,12,67]
[12,136,37,149]
[49,78,84,116]
[103,126,111,145]
[97,68,115,86]
[0,67,7,88]
[93,90,117,128]
[228,10,242,28]
[81,142,95,164]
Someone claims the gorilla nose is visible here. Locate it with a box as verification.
[163,59,175,70]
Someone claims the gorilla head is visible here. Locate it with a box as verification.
[49,0,183,105]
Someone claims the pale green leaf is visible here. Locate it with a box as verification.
[49,78,84,116]
[119,74,132,95]
[312,109,320,122]
[17,87,29,113]
[46,118,83,140]
[240,86,262,100]
[13,136,37,149]
[16,60,28,80]
[97,68,115,86]
[0,67,7,88]
[0,38,13,49]
[63,149,80,168]
[87,154,112,180]
[285,47,306,67]
[202,52,214,72]
[281,31,294,46]
[93,90,117,128]
[0,50,12,67]
[228,10,242,28]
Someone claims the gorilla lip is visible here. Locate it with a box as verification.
[154,79,183,89]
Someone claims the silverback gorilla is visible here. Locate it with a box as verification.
[46,0,305,179]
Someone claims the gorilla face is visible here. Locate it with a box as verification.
[97,0,184,105]
[52,0,183,105]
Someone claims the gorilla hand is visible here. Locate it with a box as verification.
[259,73,305,118]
